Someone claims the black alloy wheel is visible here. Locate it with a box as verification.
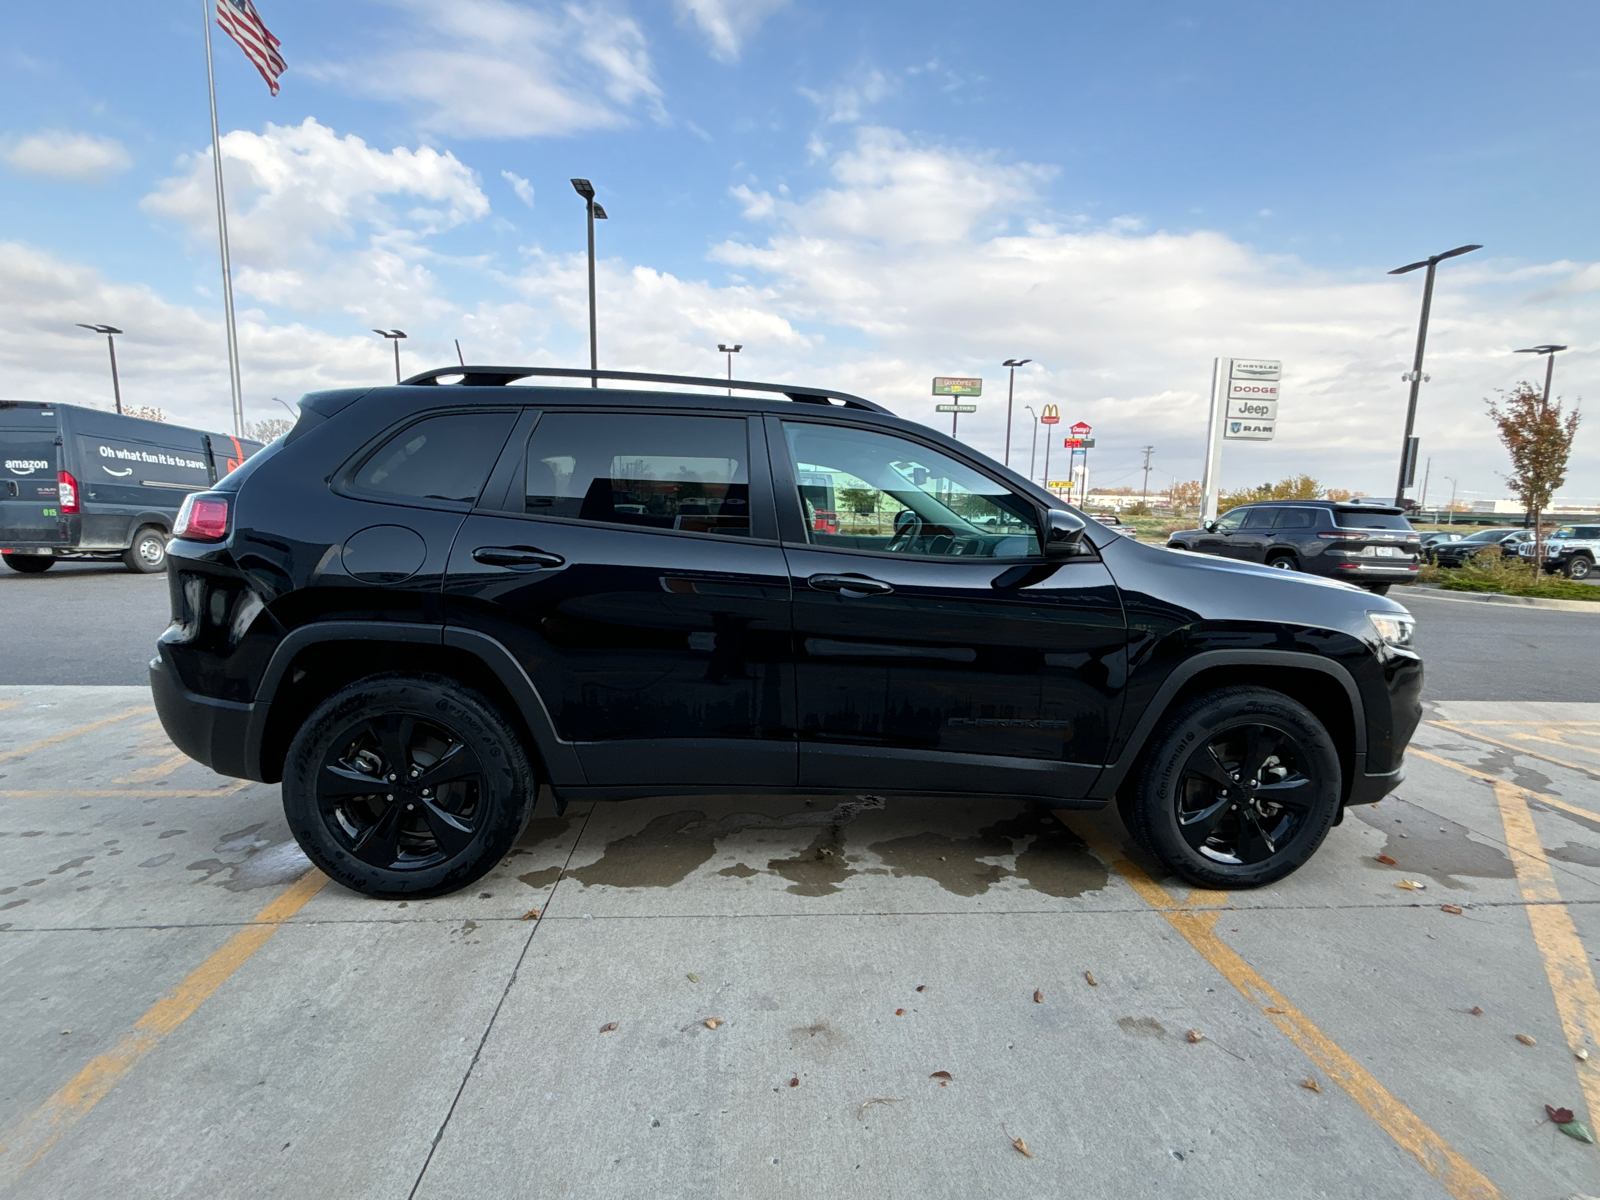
[283,674,535,898]
[1122,686,1341,888]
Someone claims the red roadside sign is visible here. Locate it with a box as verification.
[1070,421,1092,436]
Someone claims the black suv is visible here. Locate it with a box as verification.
[150,368,1423,898]
[1167,500,1420,593]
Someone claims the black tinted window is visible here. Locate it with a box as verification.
[1241,508,1276,529]
[353,411,515,505]
[1275,508,1318,529]
[524,413,750,537]
[1335,509,1412,531]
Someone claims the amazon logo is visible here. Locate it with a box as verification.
[5,459,49,476]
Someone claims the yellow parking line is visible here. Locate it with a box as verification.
[0,783,254,799]
[0,707,154,764]
[0,701,21,713]
[112,751,195,785]
[1427,721,1600,778]
[1489,780,1600,1121]
[0,868,328,1182]
[1409,749,1600,824]
[1065,817,1501,1200]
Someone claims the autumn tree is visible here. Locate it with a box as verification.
[1167,479,1202,515]
[1486,380,1581,567]
[245,417,295,443]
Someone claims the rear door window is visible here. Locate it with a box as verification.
[1241,508,1276,529]
[1274,508,1318,530]
[523,412,751,537]
[352,411,517,506]
[2,431,56,500]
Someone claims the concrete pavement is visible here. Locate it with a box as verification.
[4,686,1600,1197]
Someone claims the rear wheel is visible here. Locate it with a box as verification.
[1266,554,1297,571]
[2,554,54,574]
[283,673,536,899]
[123,526,168,574]
[1566,556,1593,580]
[1364,583,1391,595]
[1122,687,1342,889]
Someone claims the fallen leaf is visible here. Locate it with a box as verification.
[599,1021,618,1033]
[1470,1006,1484,1016]
[1548,1105,1577,1125]
[856,1098,899,1121]
[1375,854,1397,865]
[895,1008,905,1016]
[1033,989,1044,1004]
[520,908,540,920]
[1085,971,1098,987]
[1558,1120,1596,1144]
[1396,879,1427,891]
[916,985,926,992]
[789,1077,799,1088]
[1300,1078,1322,1093]
[704,1017,723,1030]
[687,973,698,983]
[1265,1007,1286,1015]
[1441,904,1464,915]
[930,1071,953,1080]
[1186,1029,1205,1044]
[1516,1033,1537,1046]
[1012,1136,1034,1159]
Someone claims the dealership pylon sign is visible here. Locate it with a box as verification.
[1201,358,1283,524]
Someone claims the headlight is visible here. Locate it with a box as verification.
[1367,611,1416,650]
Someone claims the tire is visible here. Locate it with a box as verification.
[1167,543,1186,551]
[1266,554,1297,571]
[1123,686,1342,889]
[123,526,168,574]
[1364,583,1392,595]
[282,673,536,899]
[2,554,55,573]
[1566,557,1593,581]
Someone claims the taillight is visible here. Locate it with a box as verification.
[1319,531,1368,540]
[174,493,230,541]
[57,470,79,514]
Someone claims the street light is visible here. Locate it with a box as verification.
[1001,358,1031,467]
[571,178,608,387]
[1443,475,1459,526]
[718,344,742,396]
[75,324,124,415]
[1024,405,1039,483]
[372,330,407,383]
[1515,344,1569,407]
[1387,243,1481,505]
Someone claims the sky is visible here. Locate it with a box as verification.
[3,0,1599,503]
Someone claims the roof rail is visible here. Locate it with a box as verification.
[397,365,891,414]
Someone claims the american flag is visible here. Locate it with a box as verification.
[216,0,287,96]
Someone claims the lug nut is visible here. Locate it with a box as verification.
[386,793,395,801]
[388,774,397,782]
[407,803,414,811]
[421,788,431,798]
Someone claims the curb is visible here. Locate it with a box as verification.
[1407,584,1600,613]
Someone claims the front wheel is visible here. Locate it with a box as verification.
[2,554,54,573]
[1566,557,1593,580]
[282,673,536,899]
[1121,687,1342,888]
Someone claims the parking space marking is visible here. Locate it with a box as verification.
[1409,748,1600,824]
[112,750,196,785]
[0,867,328,1183]
[1065,817,1502,1200]
[0,706,153,764]
[1427,721,1600,779]
[0,784,253,800]
[1490,779,1600,1121]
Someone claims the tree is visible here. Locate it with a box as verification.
[1167,479,1202,515]
[1220,474,1326,510]
[245,417,294,443]
[124,405,167,422]
[1486,380,1581,568]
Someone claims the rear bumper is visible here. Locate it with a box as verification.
[149,646,261,780]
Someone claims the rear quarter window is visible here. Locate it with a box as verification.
[351,411,517,506]
[1334,510,1412,531]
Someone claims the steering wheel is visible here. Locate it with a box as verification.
[888,509,923,552]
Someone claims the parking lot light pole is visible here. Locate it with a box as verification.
[1024,405,1039,483]
[1388,243,1481,506]
[1444,475,1459,525]
[718,343,742,396]
[1002,358,1030,466]
[75,324,124,415]
[1515,344,1568,409]
[571,179,607,387]
[372,329,407,383]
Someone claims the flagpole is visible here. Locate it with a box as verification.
[203,0,245,437]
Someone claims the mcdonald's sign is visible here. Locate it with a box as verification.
[1039,405,1060,425]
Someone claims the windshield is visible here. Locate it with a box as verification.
[1460,529,1512,543]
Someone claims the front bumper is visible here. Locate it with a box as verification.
[1346,760,1404,807]
[149,646,259,780]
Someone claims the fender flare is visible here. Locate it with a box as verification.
[246,621,583,785]
[1091,649,1366,799]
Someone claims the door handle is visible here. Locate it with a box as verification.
[808,573,893,597]
[472,546,565,570]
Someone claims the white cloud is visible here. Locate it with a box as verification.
[141,118,489,318]
[2,131,131,183]
[799,69,893,124]
[674,0,787,62]
[502,170,536,207]
[312,0,664,138]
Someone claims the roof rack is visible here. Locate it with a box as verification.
[398,365,891,414]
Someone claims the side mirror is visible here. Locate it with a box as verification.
[1203,520,1218,533]
[1043,508,1088,559]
